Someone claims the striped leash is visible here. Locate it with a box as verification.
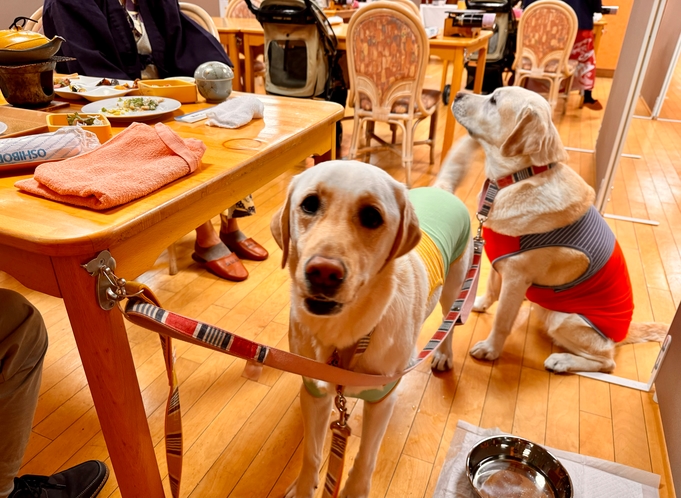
[109,238,483,498]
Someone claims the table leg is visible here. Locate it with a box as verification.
[472,46,487,95]
[228,34,243,92]
[313,127,337,164]
[440,60,449,93]
[244,36,254,93]
[53,256,164,498]
[441,50,465,159]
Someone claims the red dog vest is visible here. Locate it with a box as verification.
[482,207,634,342]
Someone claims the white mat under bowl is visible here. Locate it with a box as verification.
[434,420,660,498]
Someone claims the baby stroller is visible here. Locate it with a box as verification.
[442,0,517,101]
[243,0,347,146]
[246,0,348,148]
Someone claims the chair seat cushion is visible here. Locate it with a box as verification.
[359,89,441,114]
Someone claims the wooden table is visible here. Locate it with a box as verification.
[0,95,343,497]
[213,17,492,159]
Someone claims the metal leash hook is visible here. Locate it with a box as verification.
[81,250,143,310]
[333,385,348,429]
[475,213,487,243]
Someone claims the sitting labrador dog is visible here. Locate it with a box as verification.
[271,160,473,498]
[447,86,667,373]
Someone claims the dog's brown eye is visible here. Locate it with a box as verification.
[300,195,320,214]
[490,95,497,105]
[359,206,383,229]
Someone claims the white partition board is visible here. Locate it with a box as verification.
[594,0,667,213]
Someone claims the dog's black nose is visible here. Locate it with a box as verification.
[305,256,345,295]
[454,92,466,102]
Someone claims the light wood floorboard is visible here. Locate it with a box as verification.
[5,59,679,497]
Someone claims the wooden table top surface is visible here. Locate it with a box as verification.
[0,94,343,256]
[213,16,492,47]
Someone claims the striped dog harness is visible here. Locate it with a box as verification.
[483,206,634,342]
[477,165,634,343]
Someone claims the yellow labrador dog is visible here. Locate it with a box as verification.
[271,160,472,498]
[448,86,667,373]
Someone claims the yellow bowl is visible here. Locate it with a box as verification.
[136,79,197,104]
[46,113,112,144]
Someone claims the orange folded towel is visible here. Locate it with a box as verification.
[15,122,206,210]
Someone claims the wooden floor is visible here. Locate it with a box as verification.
[5,60,680,498]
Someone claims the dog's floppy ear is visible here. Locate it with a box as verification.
[271,178,296,268]
[500,106,567,165]
[383,183,421,268]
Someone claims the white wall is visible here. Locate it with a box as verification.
[1,0,43,32]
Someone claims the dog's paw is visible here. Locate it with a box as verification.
[469,340,501,361]
[473,296,492,313]
[544,353,576,373]
[431,349,454,371]
[340,479,370,498]
[285,476,317,498]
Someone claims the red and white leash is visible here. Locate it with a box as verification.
[119,235,484,498]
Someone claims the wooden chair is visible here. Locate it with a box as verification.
[224,0,266,89]
[179,2,220,39]
[513,0,578,112]
[346,1,439,187]
[26,7,43,33]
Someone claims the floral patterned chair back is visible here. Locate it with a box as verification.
[514,0,577,111]
[225,0,259,19]
[346,1,440,186]
[347,1,429,122]
[517,0,577,74]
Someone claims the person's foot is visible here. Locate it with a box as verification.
[220,230,269,261]
[192,241,248,281]
[582,98,603,110]
[9,460,108,497]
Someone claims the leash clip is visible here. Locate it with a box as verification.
[475,213,487,242]
[81,250,144,310]
[334,385,348,428]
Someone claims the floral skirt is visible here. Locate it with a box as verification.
[570,29,596,91]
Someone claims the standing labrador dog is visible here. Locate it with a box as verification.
[271,160,473,498]
[447,86,667,373]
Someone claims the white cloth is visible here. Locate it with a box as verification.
[420,4,459,29]
[205,96,265,129]
[433,421,661,498]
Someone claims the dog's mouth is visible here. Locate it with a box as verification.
[304,297,343,316]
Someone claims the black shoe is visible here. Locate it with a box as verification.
[9,460,108,498]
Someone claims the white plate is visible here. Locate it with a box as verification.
[0,121,7,136]
[54,75,136,101]
[81,97,182,121]
[56,86,135,101]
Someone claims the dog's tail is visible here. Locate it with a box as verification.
[433,135,480,192]
[618,322,669,345]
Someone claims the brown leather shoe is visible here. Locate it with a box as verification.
[192,251,248,281]
[223,237,269,261]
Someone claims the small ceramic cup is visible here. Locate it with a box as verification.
[194,61,234,103]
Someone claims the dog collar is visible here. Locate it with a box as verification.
[477,163,556,224]
[494,163,556,189]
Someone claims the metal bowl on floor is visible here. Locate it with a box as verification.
[466,435,573,498]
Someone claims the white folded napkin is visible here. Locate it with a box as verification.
[205,96,265,129]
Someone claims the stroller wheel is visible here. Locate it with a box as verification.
[442,84,451,106]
